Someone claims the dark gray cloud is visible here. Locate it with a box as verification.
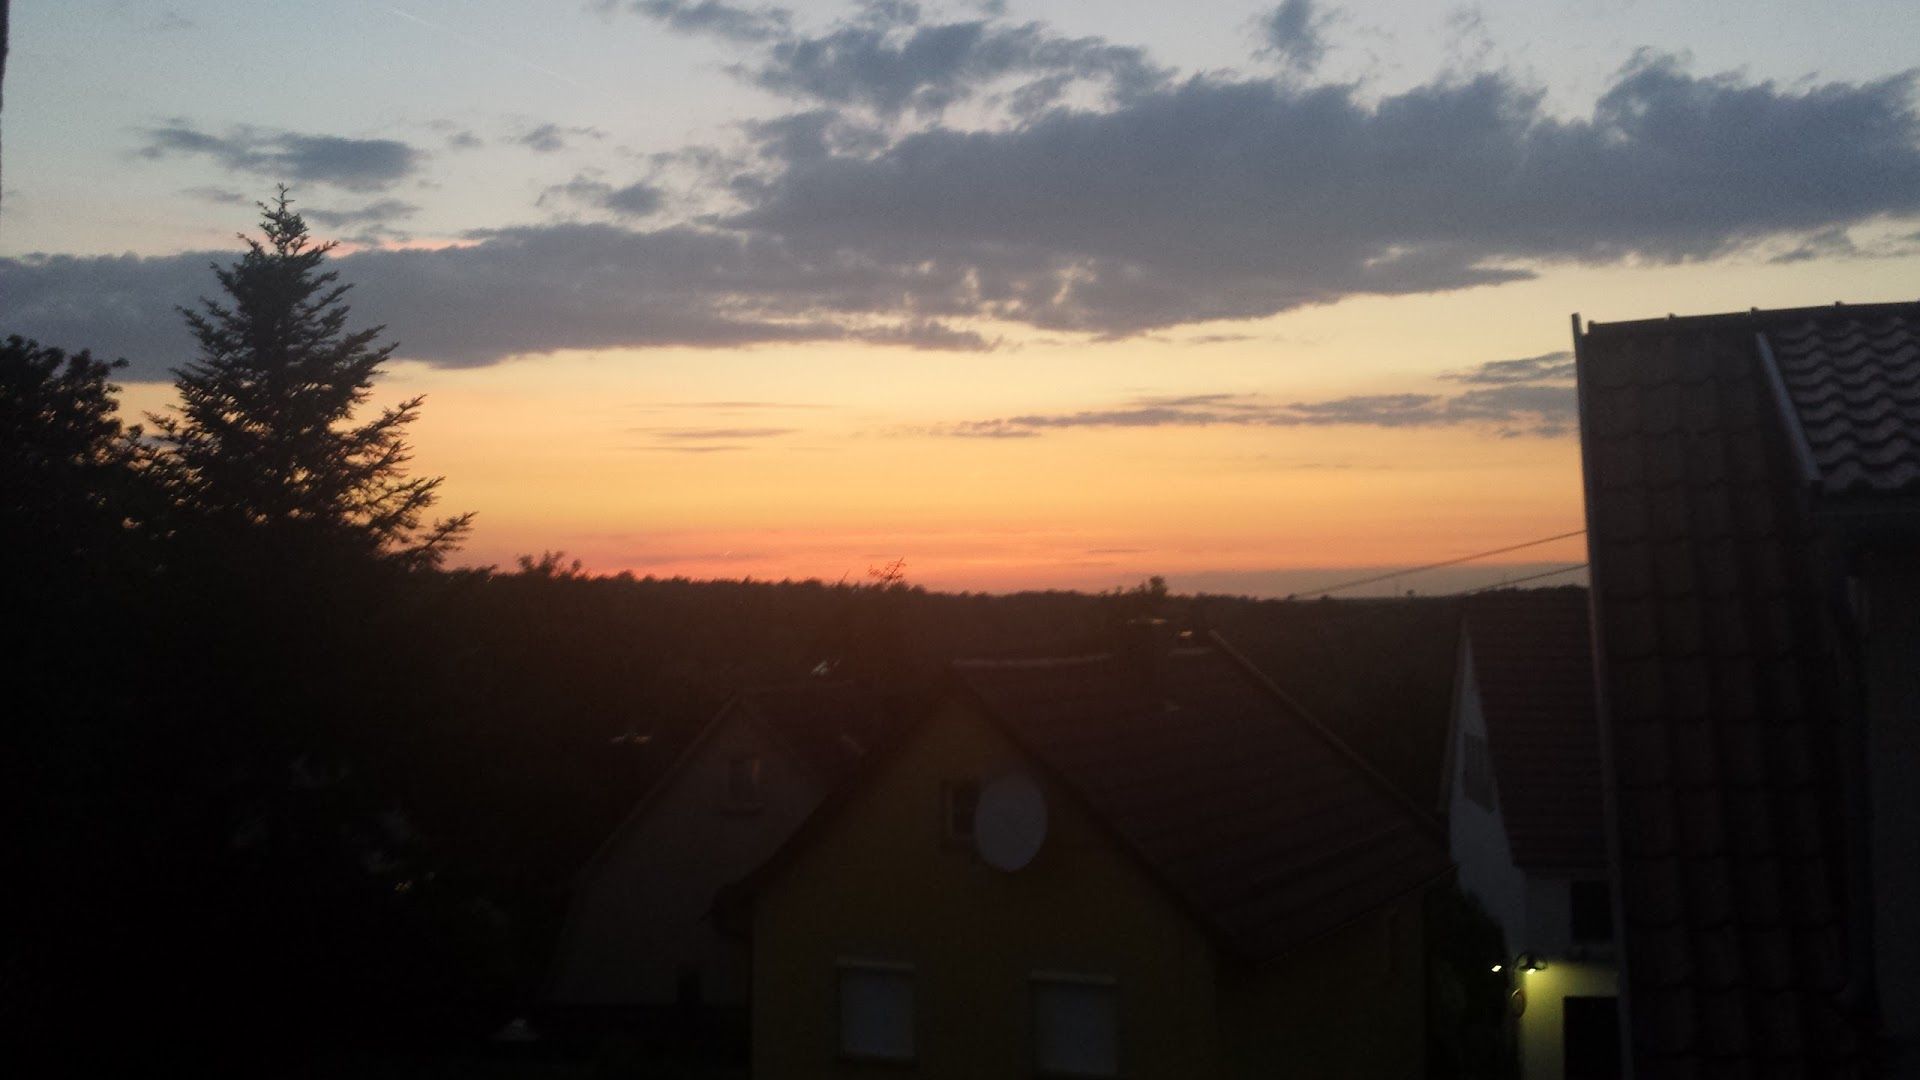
[933,383,1575,438]
[0,223,992,378]
[539,175,667,217]
[24,45,1920,373]
[136,123,425,192]
[1261,0,1328,73]
[630,0,1166,116]
[619,0,792,43]
[514,123,604,153]
[1443,350,1574,384]
[447,130,484,150]
[729,56,1920,335]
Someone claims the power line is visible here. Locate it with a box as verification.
[1449,562,1590,596]
[1295,528,1588,598]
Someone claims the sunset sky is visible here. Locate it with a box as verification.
[7,0,1920,594]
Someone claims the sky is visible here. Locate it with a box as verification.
[5,0,1920,595]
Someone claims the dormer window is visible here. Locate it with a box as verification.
[727,754,764,810]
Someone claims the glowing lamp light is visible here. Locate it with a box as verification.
[1515,952,1547,973]
[1490,964,1503,973]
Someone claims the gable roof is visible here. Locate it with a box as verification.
[1576,304,1887,1072]
[950,633,1451,963]
[1461,587,1604,872]
[572,680,888,886]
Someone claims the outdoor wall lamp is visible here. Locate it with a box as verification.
[1514,952,1546,972]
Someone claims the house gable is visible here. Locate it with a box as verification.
[549,697,836,1007]
[750,697,1227,1079]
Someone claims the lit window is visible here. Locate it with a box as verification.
[943,780,980,843]
[837,962,914,1062]
[727,755,763,809]
[1032,973,1118,1077]
[1462,733,1494,810]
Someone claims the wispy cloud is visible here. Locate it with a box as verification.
[930,383,1576,439]
[1441,350,1574,385]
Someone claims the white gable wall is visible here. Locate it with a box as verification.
[548,704,833,1007]
[1448,638,1529,951]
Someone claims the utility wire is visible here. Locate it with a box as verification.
[1450,562,1590,596]
[1296,528,1588,598]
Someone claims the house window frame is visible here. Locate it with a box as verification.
[835,958,917,1065]
[1029,970,1120,1078]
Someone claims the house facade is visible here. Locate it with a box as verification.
[546,683,886,1019]
[736,635,1450,1079]
[1446,588,1618,1080]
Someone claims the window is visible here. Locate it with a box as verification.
[727,754,763,809]
[1031,973,1118,1077]
[1563,996,1621,1080]
[1462,733,1494,810]
[1571,880,1614,943]
[837,962,915,1062]
[943,780,980,844]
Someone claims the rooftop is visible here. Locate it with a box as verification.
[953,635,1452,962]
[1461,587,1604,872]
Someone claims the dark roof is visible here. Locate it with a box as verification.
[1765,306,1920,502]
[737,682,889,785]
[952,635,1451,963]
[1577,305,1873,1071]
[1462,588,1604,872]
[574,681,888,885]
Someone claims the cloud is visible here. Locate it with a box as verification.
[1442,350,1573,384]
[629,0,1166,116]
[618,0,792,44]
[136,123,426,192]
[729,56,1920,336]
[25,41,1920,373]
[646,427,796,439]
[514,123,605,153]
[539,175,667,217]
[181,186,249,205]
[932,383,1576,439]
[0,223,994,378]
[304,199,421,230]
[447,130,484,150]
[1260,0,1328,74]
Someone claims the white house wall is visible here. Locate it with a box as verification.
[1448,638,1530,952]
[548,706,829,1008]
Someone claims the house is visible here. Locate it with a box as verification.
[1574,301,1920,1073]
[729,630,1452,1079]
[1445,587,1618,1080]
[546,681,890,1025]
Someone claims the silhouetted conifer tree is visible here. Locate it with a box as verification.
[154,188,470,568]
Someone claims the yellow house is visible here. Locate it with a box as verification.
[732,633,1452,1079]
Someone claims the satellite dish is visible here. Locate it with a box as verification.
[975,773,1048,871]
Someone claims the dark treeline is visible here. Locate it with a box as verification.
[4,196,1470,1067]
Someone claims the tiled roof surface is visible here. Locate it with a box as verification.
[953,639,1451,962]
[1765,307,1920,501]
[739,682,890,784]
[1463,588,1605,872]
[1578,308,1872,1074]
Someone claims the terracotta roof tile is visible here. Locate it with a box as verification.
[1765,310,1920,500]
